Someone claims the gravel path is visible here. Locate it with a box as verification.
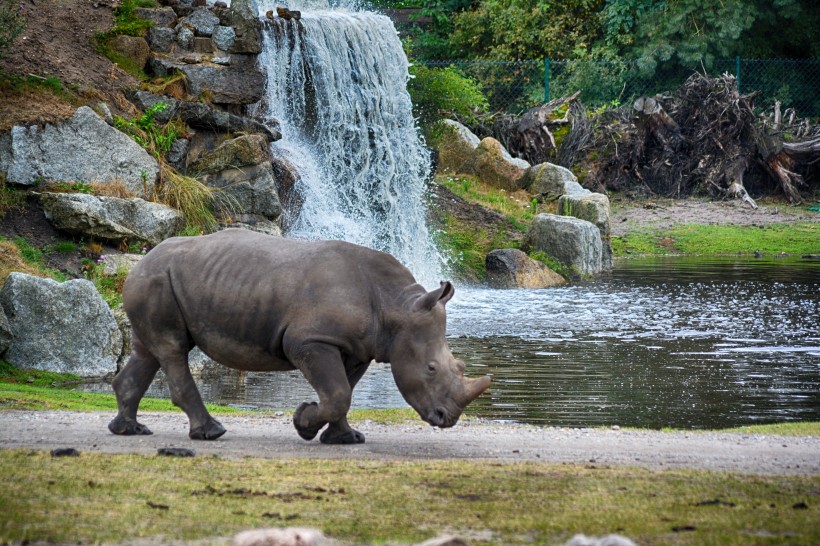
[1,411,817,476]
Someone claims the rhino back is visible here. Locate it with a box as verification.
[124,230,415,370]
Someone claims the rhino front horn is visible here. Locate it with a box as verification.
[463,375,491,404]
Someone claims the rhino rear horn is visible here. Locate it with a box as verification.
[413,281,455,312]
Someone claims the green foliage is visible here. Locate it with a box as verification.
[407,64,488,128]
[111,0,157,37]
[529,251,574,279]
[450,0,605,61]
[46,180,94,194]
[113,102,181,159]
[0,359,83,389]
[82,258,127,309]
[0,176,26,219]
[0,0,25,61]
[611,222,820,257]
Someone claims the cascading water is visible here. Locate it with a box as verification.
[252,1,443,286]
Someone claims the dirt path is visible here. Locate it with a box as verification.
[1,411,817,475]
[610,198,819,237]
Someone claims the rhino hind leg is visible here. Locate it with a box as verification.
[160,353,226,441]
[109,337,160,436]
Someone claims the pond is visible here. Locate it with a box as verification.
[121,256,820,430]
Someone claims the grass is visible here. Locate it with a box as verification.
[440,174,547,229]
[612,223,820,257]
[0,237,68,284]
[0,450,817,545]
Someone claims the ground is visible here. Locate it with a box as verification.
[1,410,818,475]
[0,0,139,132]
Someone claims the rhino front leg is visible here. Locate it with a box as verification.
[289,343,365,444]
[109,336,160,436]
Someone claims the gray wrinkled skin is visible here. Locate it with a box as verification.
[109,229,490,444]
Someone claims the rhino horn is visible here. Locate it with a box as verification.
[462,375,491,406]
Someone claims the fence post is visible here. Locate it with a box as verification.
[735,55,741,93]
[544,57,551,103]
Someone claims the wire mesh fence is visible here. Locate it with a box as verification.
[422,57,820,118]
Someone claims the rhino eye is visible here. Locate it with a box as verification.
[427,363,437,374]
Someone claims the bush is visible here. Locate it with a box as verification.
[407,64,489,130]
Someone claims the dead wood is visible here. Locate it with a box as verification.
[461,91,581,165]
[570,72,819,203]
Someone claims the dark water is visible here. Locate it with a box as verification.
[120,257,820,429]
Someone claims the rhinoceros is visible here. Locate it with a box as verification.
[109,229,490,444]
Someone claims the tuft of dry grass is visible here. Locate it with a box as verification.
[0,240,46,285]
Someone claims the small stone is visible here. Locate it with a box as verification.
[51,448,80,457]
[158,447,196,457]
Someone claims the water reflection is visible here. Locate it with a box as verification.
[105,257,819,429]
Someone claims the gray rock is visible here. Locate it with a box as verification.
[147,27,177,53]
[220,217,282,237]
[435,119,480,174]
[565,534,637,546]
[558,192,613,269]
[167,138,190,171]
[270,151,302,229]
[523,162,590,200]
[559,192,611,236]
[189,134,270,174]
[98,253,144,276]
[127,91,280,141]
[0,107,159,195]
[135,6,178,28]
[112,308,132,369]
[180,63,266,105]
[485,248,566,289]
[460,137,530,191]
[212,25,236,51]
[0,273,122,377]
[177,25,195,49]
[39,193,184,246]
[106,35,150,70]
[0,305,12,355]
[176,7,220,37]
[203,161,282,221]
[231,527,331,546]
[125,90,179,124]
[524,214,603,276]
[217,0,262,54]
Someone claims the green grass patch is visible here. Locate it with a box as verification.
[2,236,68,282]
[440,174,545,229]
[720,421,820,437]
[0,450,816,545]
[613,223,820,257]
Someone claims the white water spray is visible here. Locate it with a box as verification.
[253,1,443,286]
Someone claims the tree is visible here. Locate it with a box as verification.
[0,0,25,61]
[449,0,605,60]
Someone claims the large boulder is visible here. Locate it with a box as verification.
[0,273,122,377]
[524,214,603,276]
[179,63,266,105]
[436,119,480,174]
[39,193,184,246]
[558,192,613,269]
[125,91,281,141]
[0,306,12,356]
[146,27,177,53]
[215,0,263,54]
[175,7,220,37]
[485,248,566,289]
[135,6,178,28]
[522,162,590,200]
[0,107,159,195]
[106,35,150,70]
[202,161,282,222]
[461,137,530,191]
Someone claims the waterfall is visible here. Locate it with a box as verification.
[252,2,443,286]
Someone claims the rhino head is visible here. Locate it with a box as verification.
[389,281,491,428]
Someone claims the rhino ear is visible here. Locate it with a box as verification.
[413,281,455,312]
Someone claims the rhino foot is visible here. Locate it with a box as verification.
[108,415,153,436]
[189,418,226,440]
[293,402,323,441]
[320,428,365,445]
